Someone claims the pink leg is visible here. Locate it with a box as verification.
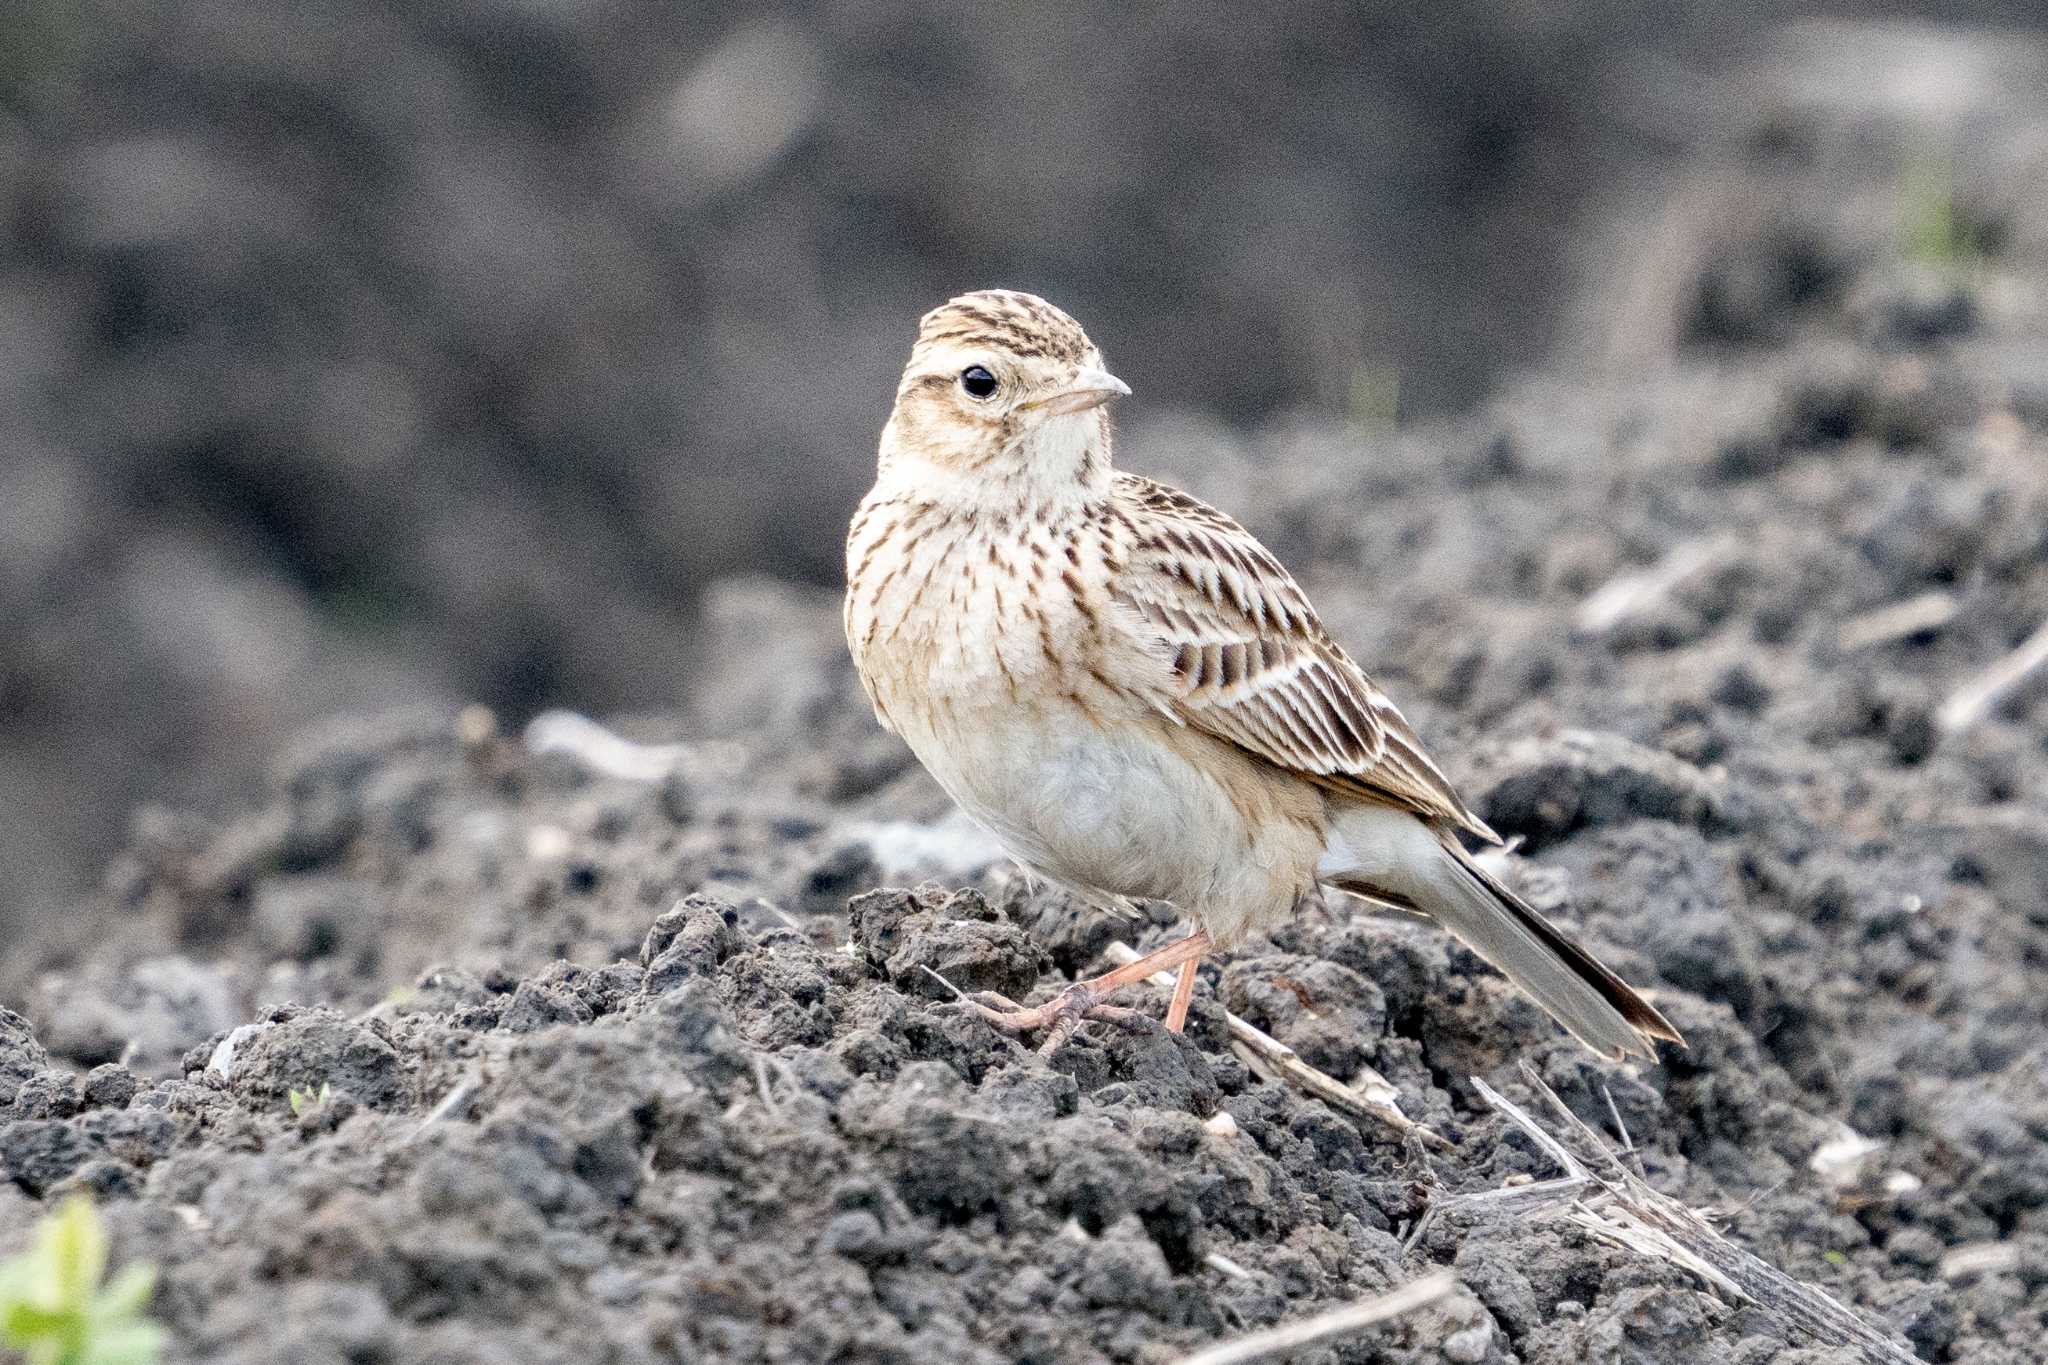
[1165,958,1199,1033]
[1082,930,1212,994]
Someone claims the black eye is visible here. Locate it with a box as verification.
[960,365,998,399]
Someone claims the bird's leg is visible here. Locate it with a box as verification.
[1165,958,1199,1033]
[967,931,1212,1056]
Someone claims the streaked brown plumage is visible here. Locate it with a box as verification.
[845,289,1682,1061]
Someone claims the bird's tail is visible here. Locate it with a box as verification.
[1321,804,1684,1061]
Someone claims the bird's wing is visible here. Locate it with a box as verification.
[1109,473,1498,842]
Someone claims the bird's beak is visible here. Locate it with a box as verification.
[1034,366,1131,416]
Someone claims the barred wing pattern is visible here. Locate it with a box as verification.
[1111,474,1499,843]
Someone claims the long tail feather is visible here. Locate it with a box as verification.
[1323,805,1683,1061]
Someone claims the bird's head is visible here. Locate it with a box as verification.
[877,289,1129,500]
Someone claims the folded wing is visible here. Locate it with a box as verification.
[1110,473,1498,843]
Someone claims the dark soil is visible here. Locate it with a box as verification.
[6,40,2048,1365]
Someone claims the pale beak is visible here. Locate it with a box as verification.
[1033,366,1131,416]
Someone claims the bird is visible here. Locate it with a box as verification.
[843,288,1683,1062]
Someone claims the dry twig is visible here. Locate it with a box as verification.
[1575,537,1740,637]
[1938,617,2048,733]
[1601,1081,1646,1180]
[1102,942,1448,1149]
[1170,1270,1458,1365]
[1439,1065,1919,1365]
[409,1073,482,1143]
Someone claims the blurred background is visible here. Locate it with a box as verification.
[3,1,2046,941]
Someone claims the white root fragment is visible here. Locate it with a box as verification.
[747,897,807,935]
[1836,591,1959,651]
[1808,1124,1886,1189]
[408,1073,483,1142]
[205,1022,274,1081]
[752,1053,781,1116]
[1169,1270,1458,1365]
[1202,1250,1252,1280]
[1442,1065,1920,1365]
[1937,617,2048,733]
[523,709,694,781]
[1574,536,1741,637]
[1102,942,1447,1149]
[1939,1241,2020,1281]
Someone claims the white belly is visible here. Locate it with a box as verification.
[899,702,1318,941]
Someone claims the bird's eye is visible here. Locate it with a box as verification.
[959,365,998,399]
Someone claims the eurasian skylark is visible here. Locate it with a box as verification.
[845,289,1682,1061]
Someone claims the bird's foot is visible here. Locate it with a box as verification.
[965,985,1148,1057]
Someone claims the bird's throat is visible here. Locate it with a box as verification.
[876,411,1111,517]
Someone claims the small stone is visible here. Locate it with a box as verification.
[1888,1227,1945,1273]
[226,1009,406,1110]
[1075,1216,1175,1311]
[9,1072,80,1120]
[1712,663,1771,714]
[0,1120,97,1195]
[819,1209,888,1263]
[82,1065,139,1110]
[0,1009,50,1106]
[1474,729,1732,851]
[499,980,594,1034]
[55,1158,143,1200]
[1443,1320,1494,1363]
[850,885,1048,1000]
[659,771,696,825]
[847,885,937,967]
[640,895,743,993]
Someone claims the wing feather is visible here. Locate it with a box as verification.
[1110,473,1498,842]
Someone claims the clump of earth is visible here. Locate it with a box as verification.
[5,97,2048,1365]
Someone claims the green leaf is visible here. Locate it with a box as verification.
[0,1197,159,1365]
[94,1264,156,1320]
[48,1197,108,1309]
[5,1299,71,1344]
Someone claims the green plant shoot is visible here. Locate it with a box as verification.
[287,1082,332,1117]
[0,1196,162,1365]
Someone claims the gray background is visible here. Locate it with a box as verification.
[3,1,2044,937]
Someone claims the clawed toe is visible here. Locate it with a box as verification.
[956,983,1153,1056]
[961,989,1075,1034]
